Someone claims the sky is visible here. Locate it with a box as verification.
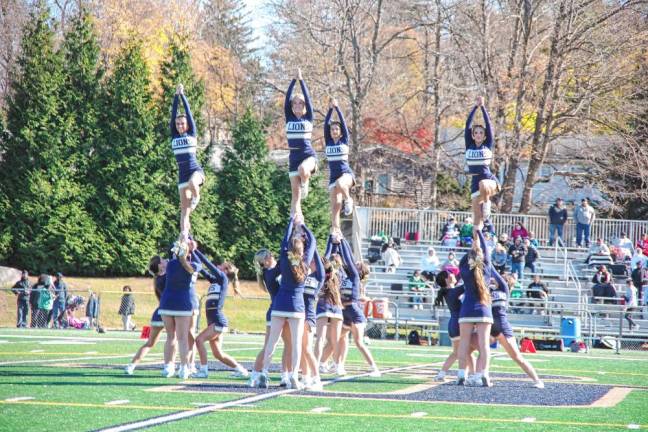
[243,0,272,53]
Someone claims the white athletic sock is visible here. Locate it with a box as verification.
[236,364,247,374]
[437,370,446,378]
[200,364,208,372]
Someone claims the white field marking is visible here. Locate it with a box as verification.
[0,334,144,342]
[105,400,130,406]
[30,349,45,353]
[598,371,607,375]
[96,362,436,432]
[493,357,548,362]
[628,424,640,430]
[521,417,536,423]
[40,340,96,345]
[84,351,98,354]
[311,407,331,413]
[0,340,9,343]
[0,354,132,366]
[5,397,34,402]
[411,412,428,418]
[406,353,457,358]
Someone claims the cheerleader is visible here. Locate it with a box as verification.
[158,239,201,379]
[171,84,205,241]
[493,274,544,388]
[300,249,325,391]
[456,230,494,387]
[250,250,294,388]
[334,238,380,377]
[433,270,475,381]
[125,256,177,376]
[464,96,498,228]
[285,69,317,219]
[191,250,248,378]
[259,216,316,390]
[324,99,355,235]
[313,256,344,373]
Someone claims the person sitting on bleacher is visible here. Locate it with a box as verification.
[381,241,401,273]
[524,238,539,274]
[637,233,648,256]
[482,218,495,237]
[459,217,474,247]
[592,265,612,285]
[614,232,634,261]
[442,252,460,278]
[408,270,427,310]
[527,231,539,248]
[506,273,524,314]
[511,222,529,241]
[526,275,549,315]
[419,247,440,281]
[631,247,648,270]
[492,243,508,274]
[586,238,613,266]
[484,231,496,253]
[498,232,511,248]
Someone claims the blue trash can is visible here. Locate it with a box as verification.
[439,316,451,347]
[561,316,581,347]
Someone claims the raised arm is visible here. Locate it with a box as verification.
[324,235,340,259]
[464,105,478,149]
[491,269,509,297]
[313,249,325,295]
[340,238,359,281]
[170,95,180,137]
[476,230,490,264]
[284,79,297,121]
[299,79,313,121]
[303,224,316,266]
[180,94,196,137]
[481,106,493,148]
[324,108,333,144]
[335,106,349,143]
[194,249,226,284]
[282,217,295,250]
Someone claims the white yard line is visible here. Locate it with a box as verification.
[0,354,132,366]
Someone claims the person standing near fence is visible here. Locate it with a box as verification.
[51,273,68,329]
[548,198,567,246]
[35,275,54,328]
[11,270,31,328]
[624,279,640,331]
[118,286,136,331]
[574,198,595,248]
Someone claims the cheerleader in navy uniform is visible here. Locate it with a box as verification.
[250,250,294,388]
[125,256,177,375]
[190,250,248,378]
[300,249,325,391]
[314,255,344,372]
[490,274,544,388]
[335,238,380,377]
[171,84,205,241]
[457,230,494,387]
[158,240,202,379]
[259,216,316,390]
[324,98,355,235]
[285,69,317,219]
[465,96,498,228]
[433,270,476,381]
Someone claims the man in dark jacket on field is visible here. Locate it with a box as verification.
[11,271,31,328]
[52,272,68,329]
[548,198,568,246]
[28,278,40,328]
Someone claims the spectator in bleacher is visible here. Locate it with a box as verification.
[631,261,644,292]
[484,231,496,253]
[574,198,595,247]
[592,265,612,285]
[511,222,529,241]
[548,198,568,246]
[440,217,460,248]
[482,218,495,237]
[526,275,549,315]
[631,247,648,270]
[498,232,510,248]
[623,279,640,330]
[506,273,524,314]
[641,278,648,320]
[614,232,634,261]
[492,243,508,274]
[524,238,539,274]
[419,247,440,281]
[637,233,648,256]
[508,237,527,280]
[585,238,612,266]
[11,270,31,328]
[381,241,401,273]
[459,217,474,247]
[527,231,539,248]
[408,270,427,310]
[51,272,68,329]
[442,251,460,278]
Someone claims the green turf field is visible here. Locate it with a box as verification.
[0,328,646,431]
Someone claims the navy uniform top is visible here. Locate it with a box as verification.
[285,79,314,153]
[489,271,510,311]
[445,284,465,318]
[324,107,353,181]
[159,252,202,313]
[263,264,281,309]
[154,275,166,301]
[170,94,202,181]
[332,238,360,303]
[194,250,229,312]
[464,105,493,176]
[459,231,496,320]
[274,218,316,313]
[304,249,325,298]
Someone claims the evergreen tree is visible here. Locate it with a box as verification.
[157,36,220,253]
[90,40,173,275]
[215,109,282,278]
[0,2,105,274]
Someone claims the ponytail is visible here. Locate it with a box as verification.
[222,262,240,293]
[468,250,490,305]
[321,257,342,307]
[288,238,307,283]
[254,249,273,292]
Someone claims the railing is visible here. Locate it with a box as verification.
[355,206,648,246]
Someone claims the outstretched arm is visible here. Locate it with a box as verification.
[481,105,493,148]
[476,230,490,264]
[335,106,349,143]
[340,238,359,281]
[284,79,297,121]
[170,95,180,137]
[303,224,316,265]
[464,105,478,149]
[491,269,509,297]
[194,249,226,284]
[324,235,335,259]
[282,216,295,250]
[299,79,313,121]
[324,108,333,144]
[313,249,325,295]
[180,94,196,137]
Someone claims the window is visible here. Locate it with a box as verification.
[377,174,390,194]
